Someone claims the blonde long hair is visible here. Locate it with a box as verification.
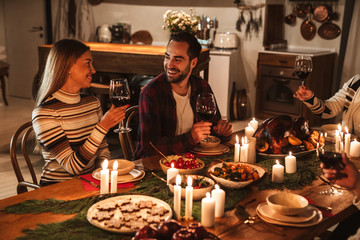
[35,39,90,106]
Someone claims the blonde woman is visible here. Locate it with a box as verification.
[33,39,128,186]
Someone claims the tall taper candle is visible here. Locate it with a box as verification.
[345,127,351,156]
[185,176,193,220]
[234,135,240,162]
[100,159,109,194]
[110,160,118,193]
[174,175,182,219]
[201,192,215,227]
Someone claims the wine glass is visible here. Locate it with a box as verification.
[196,93,216,142]
[294,55,313,86]
[318,151,345,196]
[109,78,131,133]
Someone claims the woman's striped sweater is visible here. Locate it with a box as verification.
[32,90,110,184]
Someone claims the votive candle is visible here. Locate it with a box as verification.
[285,152,296,174]
[350,139,360,158]
[249,117,259,131]
[272,160,284,183]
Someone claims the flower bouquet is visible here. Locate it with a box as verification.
[162,9,199,35]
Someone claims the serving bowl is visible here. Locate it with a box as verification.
[168,175,215,200]
[159,155,205,175]
[106,159,135,175]
[199,136,221,149]
[208,162,266,189]
[266,192,308,215]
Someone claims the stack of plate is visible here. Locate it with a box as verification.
[256,202,323,227]
[191,144,230,156]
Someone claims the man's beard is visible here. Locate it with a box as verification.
[165,63,191,84]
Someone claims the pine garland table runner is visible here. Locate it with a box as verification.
[3,150,322,239]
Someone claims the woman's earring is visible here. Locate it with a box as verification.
[68,73,72,78]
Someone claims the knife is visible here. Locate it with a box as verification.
[235,198,256,223]
[76,176,100,188]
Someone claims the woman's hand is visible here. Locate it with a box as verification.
[213,119,233,137]
[293,86,314,101]
[191,121,212,143]
[99,105,129,131]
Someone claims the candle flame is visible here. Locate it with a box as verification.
[113,160,118,171]
[176,174,181,186]
[206,192,211,198]
[215,184,220,190]
[276,160,280,165]
[187,176,192,187]
[252,117,256,121]
[236,135,239,144]
[289,151,292,156]
[102,159,108,170]
[171,163,175,168]
[345,127,349,134]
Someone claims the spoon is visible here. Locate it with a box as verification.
[310,203,332,212]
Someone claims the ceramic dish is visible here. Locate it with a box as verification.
[87,195,172,233]
[208,162,266,189]
[92,168,145,183]
[257,149,316,159]
[266,192,308,215]
[191,144,230,156]
[199,136,221,149]
[168,175,215,200]
[103,159,135,175]
[159,156,205,175]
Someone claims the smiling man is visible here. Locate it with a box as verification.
[135,32,232,159]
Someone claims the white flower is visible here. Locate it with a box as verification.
[162,9,199,34]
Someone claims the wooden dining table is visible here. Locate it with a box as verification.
[0,142,358,240]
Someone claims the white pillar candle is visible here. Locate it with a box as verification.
[201,192,215,227]
[110,160,118,194]
[285,152,296,174]
[240,137,248,162]
[245,124,255,139]
[234,135,240,162]
[185,176,193,220]
[350,139,360,158]
[167,163,179,185]
[247,137,256,163]
[211,184,225,218]
[272,160,284,183]
[174,175,182,219]
[100,159,109,194]
[345,127,351,156]
[250,117,258,131]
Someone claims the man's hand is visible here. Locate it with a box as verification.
[213,119,233,137]
[293,86,314,101]
[191,121,212,143]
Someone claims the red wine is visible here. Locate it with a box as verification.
[295,70,310,80]
[197,111,214,121]
[319,151,344,169]
[110,96,130,107]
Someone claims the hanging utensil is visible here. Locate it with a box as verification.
[318,20,341,40]
[300,10,316,41]
[292,4,306,18]
[313,5,329,22]
[284,13,296,26]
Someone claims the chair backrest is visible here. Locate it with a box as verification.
[119,105,139,160]
[10,121,41,194]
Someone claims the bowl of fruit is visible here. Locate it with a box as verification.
[160,153,205,175]
[168,175,215,200]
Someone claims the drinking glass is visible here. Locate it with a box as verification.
[109,78,131,133]
[318,151,345,196]
[196,93,216,142]
[294,55,313,86]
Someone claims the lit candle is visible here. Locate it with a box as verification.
[201,192,215,227]
[174,175,182,219]
[338,124,344,140]
[249,117,258,131]
[350,139,360,158]
[110,160,118,194]
[245,124,255,139]
[100,159,109,194]
[285,152,296,174]
[211,184,225,218]
[247,136,256,163]
[167,163,179,185]
[240,137,249,162]
[185,176,193,220]
[344,127,351,156]
[234,135,240,162]
[316,143,319,156]
[335,130,340,153]
[272,160,284,183]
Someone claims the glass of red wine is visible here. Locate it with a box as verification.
[196,93,216,142]
[109,78,131,133]
[318,151,345,196]
[294,55,313,86]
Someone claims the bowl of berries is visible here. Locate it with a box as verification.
[159,152,205,175]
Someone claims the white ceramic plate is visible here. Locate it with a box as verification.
[104,159,135,175]
[192,144,230,155]
[87,195,172,233]
[256,203,323,227]
[92,169,145,183]
[208,162,266,189]
[257,202,317,223]
[257,149,316,159]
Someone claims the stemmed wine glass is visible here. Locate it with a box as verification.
[196,93,216,142]
[109,78,132,133]
[294,55,313,86]
[318,151,345,196]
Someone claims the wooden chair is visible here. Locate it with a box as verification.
[119,105,139,160]
[10,121,41,194]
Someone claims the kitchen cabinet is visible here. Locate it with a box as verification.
[255,50,336,126]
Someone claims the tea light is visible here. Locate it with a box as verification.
[110,160,118,193]
[272,160,284,183]
[350,139,360,157]
[201,192,215,227]
[100,159,109,194]
[211,184,225,218]
[345,127,351,156]
[245,124,255,138]
[167,163,179,185]
[249,117,258,131]
[185,176,193,220]
[174,175,182,219]
[240,137,248,162]
[234,135,240,162]
[285,152,296,174]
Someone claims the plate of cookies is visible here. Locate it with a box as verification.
[87,195,173,233]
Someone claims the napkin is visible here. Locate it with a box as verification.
[79,174,134,191]
[305,197,334,218]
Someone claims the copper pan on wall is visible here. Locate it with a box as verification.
[318,21,341,40]
[300,11,316,41]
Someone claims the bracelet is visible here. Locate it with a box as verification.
[353,196,360,210]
